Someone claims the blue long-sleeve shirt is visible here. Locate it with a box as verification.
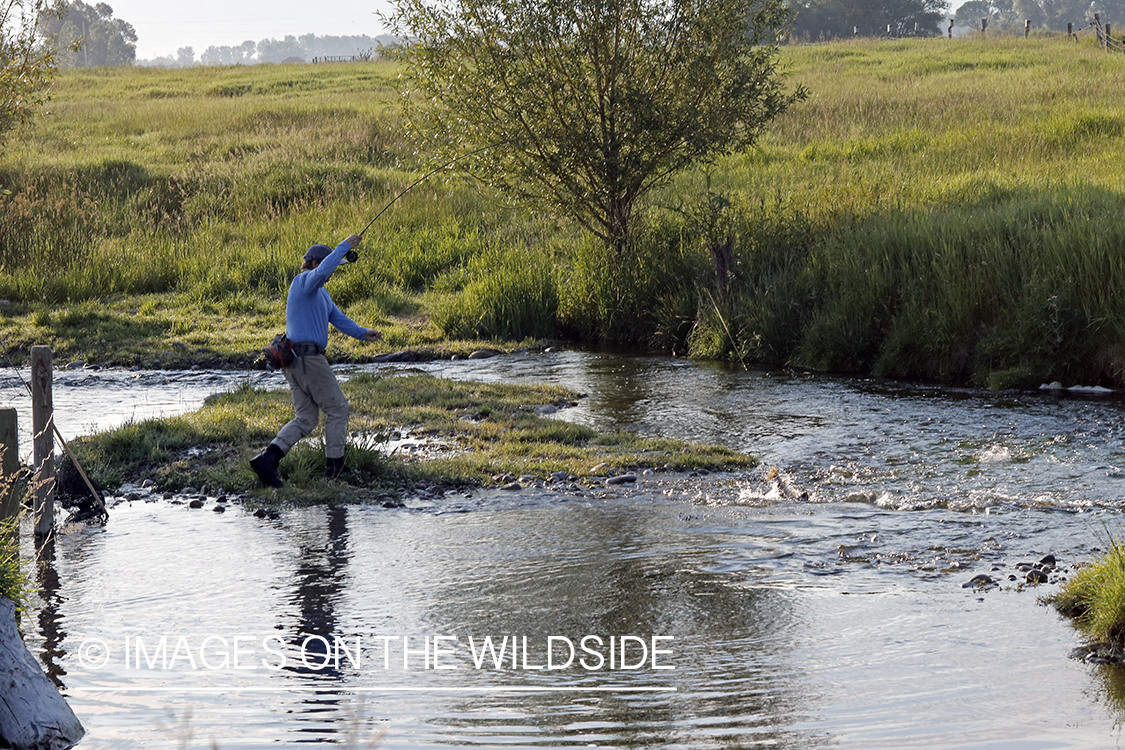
[285,241,367,350]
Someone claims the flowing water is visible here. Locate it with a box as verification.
[10,352,1125,749]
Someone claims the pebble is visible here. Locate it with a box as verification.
[1026,569,1049,584]
[963,574,995,589]
[188,499,204,509]
[500,482,522,491]
[606,474,638,485]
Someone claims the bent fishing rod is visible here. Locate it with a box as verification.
[358,138,517,238]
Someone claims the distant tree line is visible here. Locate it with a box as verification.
[152,34,399,67]
[38,1,136,66]
[787,0,949,38]
[37,1,395,68]
[953,0,1118,32]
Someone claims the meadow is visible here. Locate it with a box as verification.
[2,36,1125,387]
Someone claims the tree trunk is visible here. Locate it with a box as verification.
[0,597,84,750]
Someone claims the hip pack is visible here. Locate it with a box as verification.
[263,334,295,370]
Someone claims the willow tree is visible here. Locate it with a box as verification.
[388,0,805,256]
[1,0,57,143]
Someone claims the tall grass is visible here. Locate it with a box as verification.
[7,40,1125,384]
[1051,540,1125,646]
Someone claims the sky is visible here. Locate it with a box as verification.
[104,0,396,60]
[112,0,972,61]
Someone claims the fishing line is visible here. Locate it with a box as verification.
[358,139,518,238]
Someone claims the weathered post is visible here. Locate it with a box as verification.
[1025,19,1031,37]
[948,18,954,38]
[981,17,988,34]
[0,409,16,522]
[1108,24,1113,49]
[31,346,53,536]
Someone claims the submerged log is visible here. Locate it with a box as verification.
[0,596,84,750]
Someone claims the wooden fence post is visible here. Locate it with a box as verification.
[31,346,53,536]
[0,409,16,522]
[1025,19,1031,37]
[981,18,988,34]
[948,18,954,38]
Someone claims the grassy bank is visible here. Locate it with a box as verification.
[1050,543,1125,657]
[67,372,755,500]
[4,39,1125,385]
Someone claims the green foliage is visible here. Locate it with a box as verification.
[0,517,21,608]
[431,244,559,340]
[11,41,1125,387]
[0,0,57,143]
[389,0,805,253]
[1051,541,1125,646]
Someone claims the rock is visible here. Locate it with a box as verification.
[182,487,199,496]
[536,404,558,414]
[963,574,995,589]
[550,471,569,482]
[188,499,204,509]
[1026,569,1049,584]
[500,482,522,491]
[591,462,611,474]
[0,597,85,749]
[606,474,638,485]
[468,349,500,359]
[373,350,420,363]
[65,360,85,370]
[1040,554,1057,567]
[212,504,225,513]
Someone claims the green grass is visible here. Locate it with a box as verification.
[6,40,1125,385]
[0,517,21,608]
[1050,541,1125,648]
[69,373,756,500]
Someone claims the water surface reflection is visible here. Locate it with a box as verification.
[9,352,1125,748]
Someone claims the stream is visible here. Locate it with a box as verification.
[9,351,1125,749]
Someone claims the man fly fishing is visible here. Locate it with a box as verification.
[250,233,382,487]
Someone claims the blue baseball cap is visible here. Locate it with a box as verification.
[304,244,333,262]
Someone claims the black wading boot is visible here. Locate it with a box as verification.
[325,455,345,480]
[250,444,285,487]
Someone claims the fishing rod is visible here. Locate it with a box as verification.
[358,139,517,239]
